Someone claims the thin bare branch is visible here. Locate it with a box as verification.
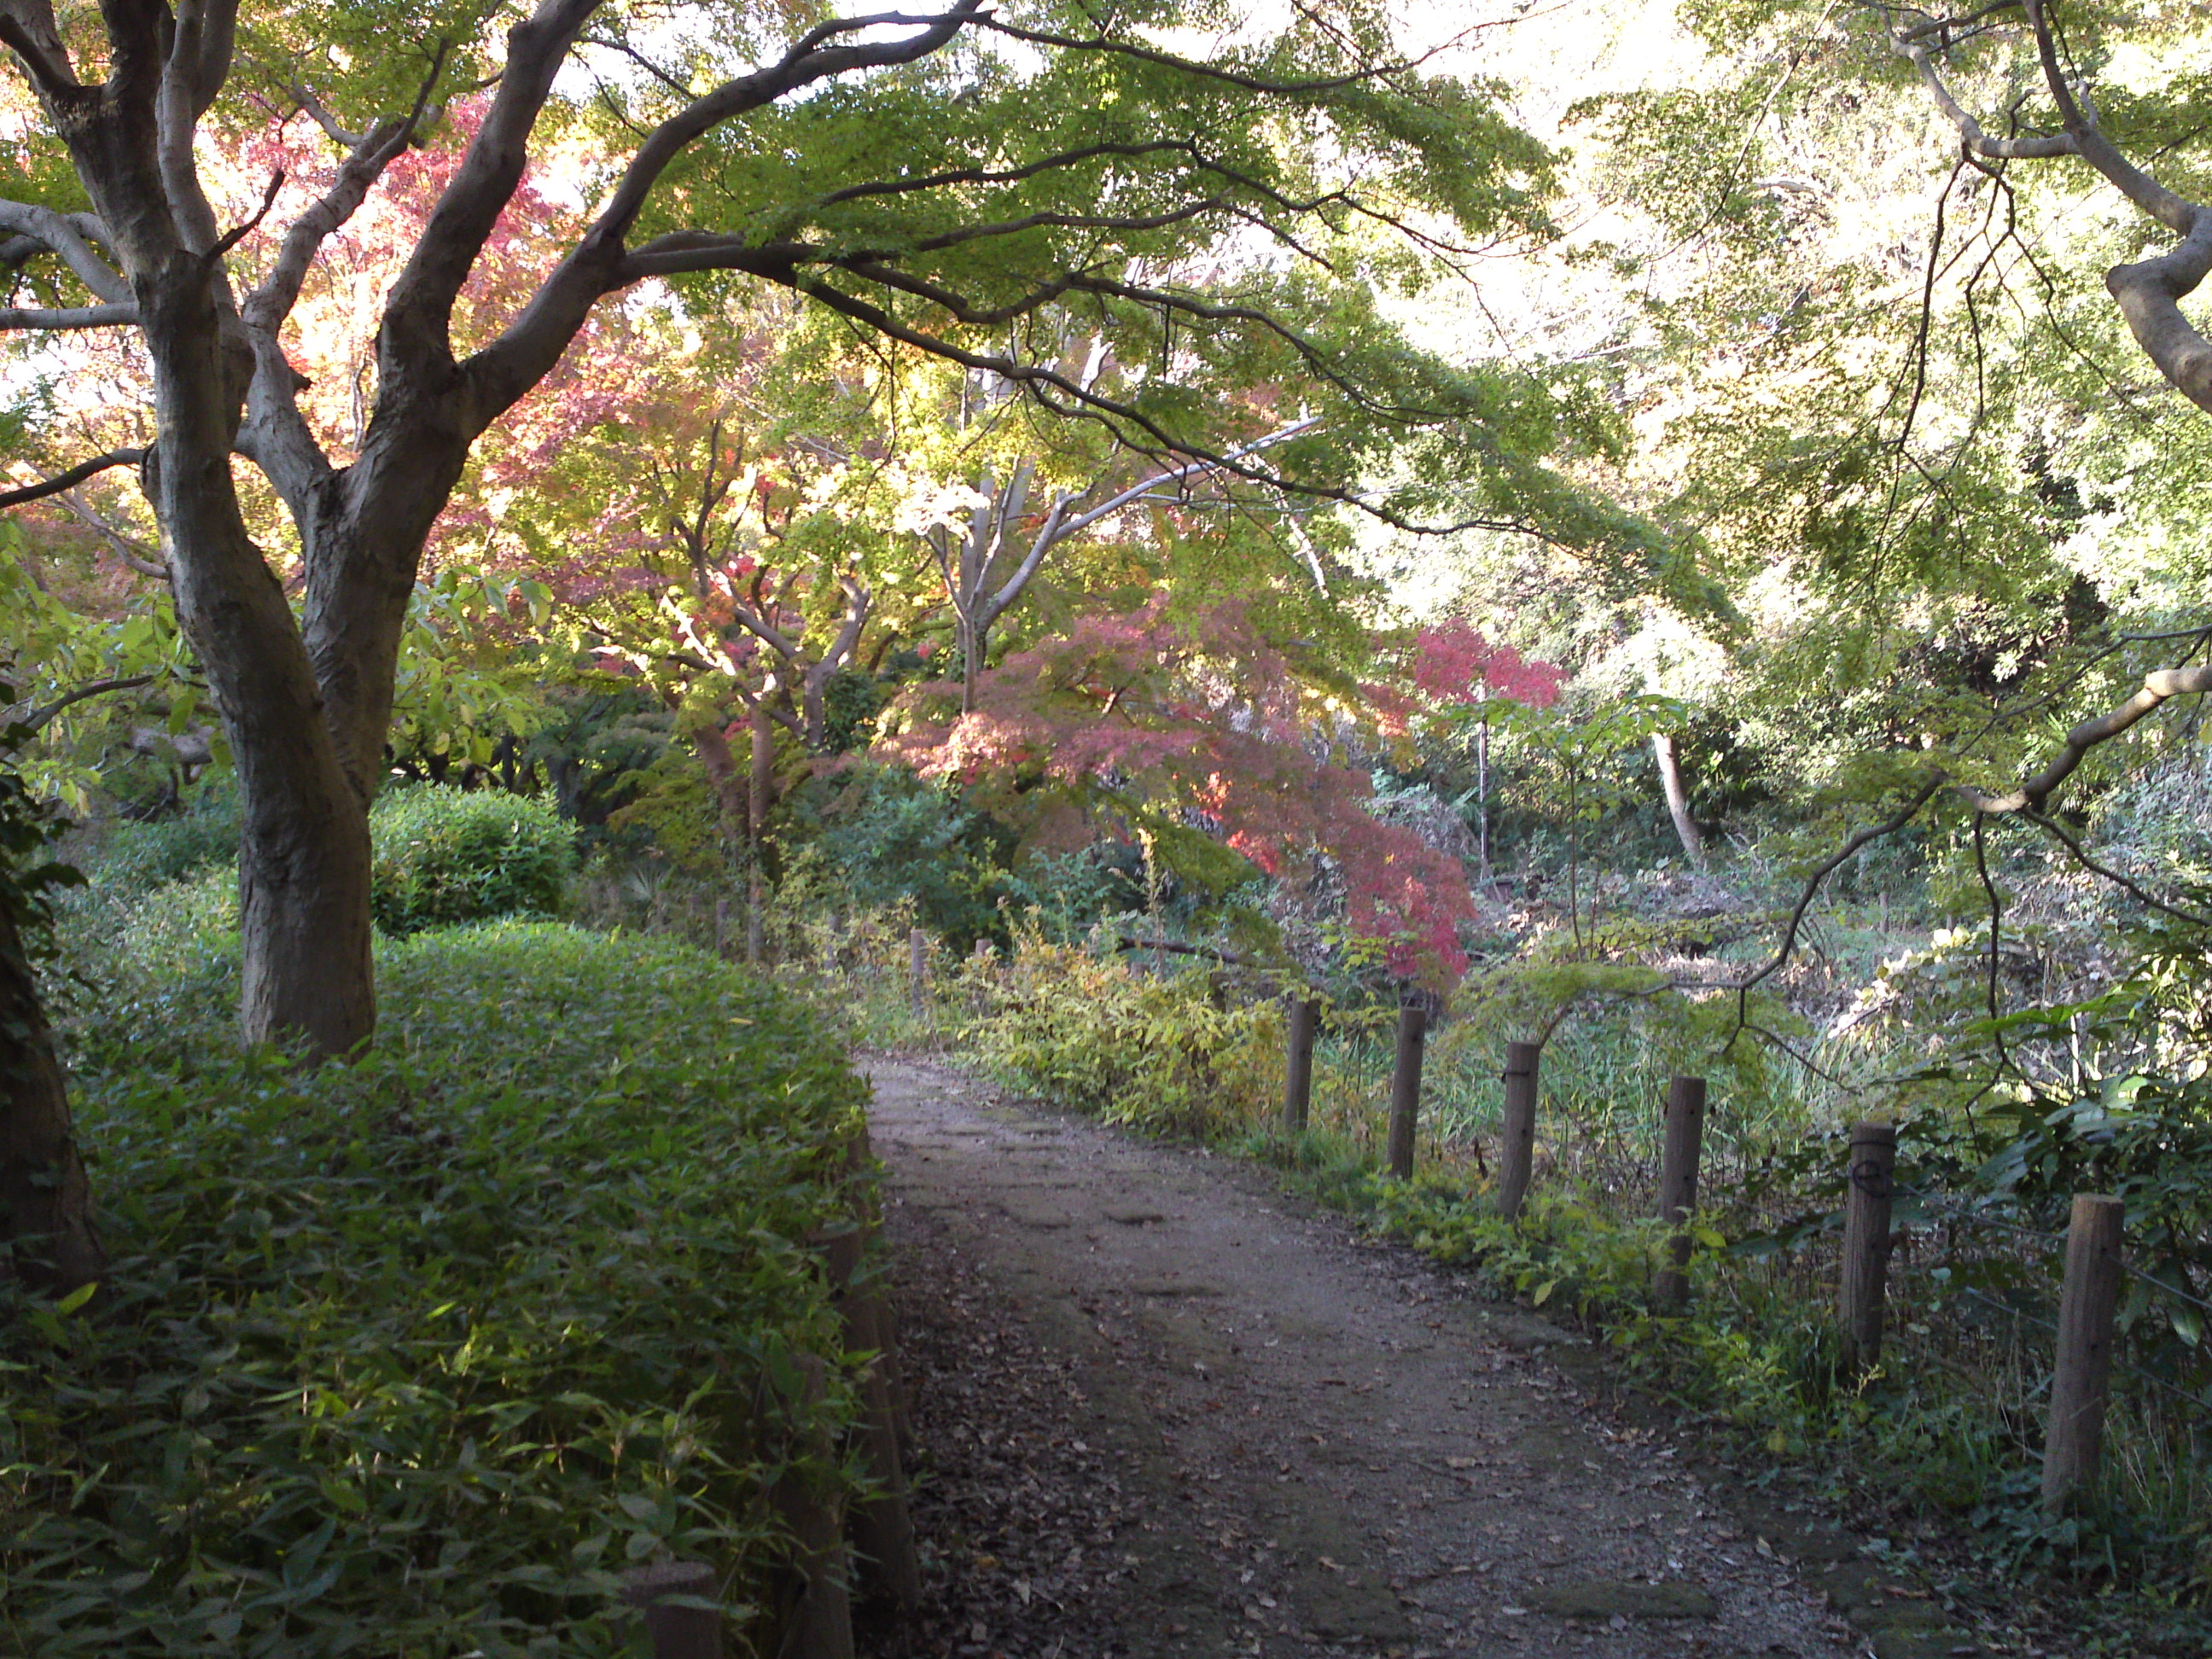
[972,14,1465,96]
[1719,778,1945,1053]
[208,165,285,260]
[2020,808,2212,928]
[18,673,154,733]
[0,447,146,510]
[55,488,169,578]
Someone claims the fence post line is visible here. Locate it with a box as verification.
[1497,1040,1541,1219]
[2043,1192,2126,1513]
[1284,997,1319,1134]
[1837,1121,1897,1372]
[1653,1075,1708,1311]
[908,927,928,1019]
[1385,1004,1428,1179]
[620,1561,720,1659]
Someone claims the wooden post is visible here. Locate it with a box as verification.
[770,1353,856,1659]
[908,927,928,1019]
[621,1561,720,1659]
[1653,1075,1707,1310]
[1283,997,1319,1133]
[1837,1121,1897,1372]
[826,1129,921,1617]
[1385,1004,1428,1179]
[2043,1192,2126,1513]
[1497,1039,1541,1219]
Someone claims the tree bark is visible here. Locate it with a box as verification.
[1651,731,1707,872]
[137,262,383,1057]
[0,894,102,1295]
[747,698,777,964]
[691,713,753,853]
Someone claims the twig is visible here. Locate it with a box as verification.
[1111,934,1253,967]
[1718,780,1943,1057]
[16,673,155,733]
[2017,808,2212,927]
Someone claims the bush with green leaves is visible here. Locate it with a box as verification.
[65,777,241,899]
[3,922,869,1656]
[370,785,573,934]
[961,929,1281,1139]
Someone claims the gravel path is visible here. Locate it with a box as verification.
[867,1057,1868,1659]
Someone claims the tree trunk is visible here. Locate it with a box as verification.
[0,895,102,1295]
[1651,731,1708,873]
[692,713,753,854]
[748,700,776,964]
[958,614,982,715]
[137,272,384,1058]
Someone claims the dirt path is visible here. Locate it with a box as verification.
[867,1057,1870,1659]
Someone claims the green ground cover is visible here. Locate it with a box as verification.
[3,912,868,1656]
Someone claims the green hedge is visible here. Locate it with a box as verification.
[3,923,867,1656]
[370,787,574,934]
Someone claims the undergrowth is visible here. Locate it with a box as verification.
[3,921,869,1657]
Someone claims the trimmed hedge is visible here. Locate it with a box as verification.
[3,922,867,1656]
[370,787,574,934]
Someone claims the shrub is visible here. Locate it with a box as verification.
[961,929,1279,1138]
[69,780,242,898]
[370,785,573,934]
[3,922,868,1656]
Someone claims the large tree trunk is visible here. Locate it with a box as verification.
[138,267,385,1057]
[0,895,102,1295]
[1651,731,1708,873]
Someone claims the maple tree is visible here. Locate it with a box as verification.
[877,595,1485,987]
[0,0,1599,1062]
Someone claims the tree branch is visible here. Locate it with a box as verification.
[1720,778,1944,1051]
[241,51,449,511]
[0,198,131,301]
[2017,0,2212,410]
[54,488,169,578]
[973,15,1459,96]
[1888,28,2075,158]
[2019,808,2212,928]
[460,3,987,429]
[1957,665,2212,812]
[0,447,146,509]
[18,673,154,734]
[0,0,81,98]
[0,302,137,329]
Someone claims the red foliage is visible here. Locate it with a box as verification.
[878,598,1478,986]
[1411,618,1563,708]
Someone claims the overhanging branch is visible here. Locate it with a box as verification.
[1957,665,2212,812]
[0,302,137,330]
[0,447,146,510]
